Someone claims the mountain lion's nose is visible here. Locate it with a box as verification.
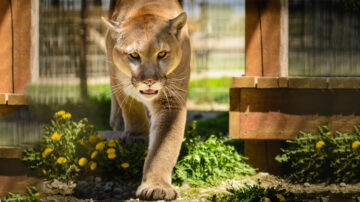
[143,79,156,86]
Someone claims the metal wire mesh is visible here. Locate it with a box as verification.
[289,0,360,76]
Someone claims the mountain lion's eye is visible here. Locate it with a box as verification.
[130,52,140,59]
[158,51,167,59]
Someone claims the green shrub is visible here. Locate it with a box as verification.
[330,127,360,183]
[173,121,255,186]
[2,186,42,202]
[276,125,360,183]
[210,179,295,202]
[22,110,147,182]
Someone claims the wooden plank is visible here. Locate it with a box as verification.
[230,89,360,140]
[245,0,263,76]
[0,158,40,198]
[260,0,281,76]
[0,94,6,105]
[231,77,256,88]
[278,77,288,88]
[257,77,278,88]
[328,78,360,89]
[288,77,328,88]
[7,94,27,105]
[12,0,32,93]
[0,1,13,93]
[0,146,29,159]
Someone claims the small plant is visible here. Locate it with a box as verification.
[2,186,42,202]
[210,179,295,202]
[22,110,147,182]
[173,121,255,186]
[330,126,360,183]
[276,125,360,183]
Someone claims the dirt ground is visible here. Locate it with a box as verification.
[40,172,360,202]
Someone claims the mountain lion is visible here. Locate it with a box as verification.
[102,0,190,200]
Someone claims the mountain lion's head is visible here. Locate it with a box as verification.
[103,12,187,100]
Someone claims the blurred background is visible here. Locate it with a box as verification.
[0,0,245,146]
[1,0,359,146]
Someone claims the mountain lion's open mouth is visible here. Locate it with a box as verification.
[140,89,158,95]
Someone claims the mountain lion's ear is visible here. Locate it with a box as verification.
[101,16,121,33]
[169,12,187,38]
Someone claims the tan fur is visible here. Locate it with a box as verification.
[103,0,190,200]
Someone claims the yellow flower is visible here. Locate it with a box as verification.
[35,192,39,197]
[42,169,47,175]
[91,151,98,159]
[70,164,76,170]
[276,194,285,201]
[145,149,149,155]
[89,124,95,128]
[326,131,331,136]
[352,140,360,149]
[261,197,271,202]
[57,157,67,164]
[89,161,97,170]
[97,134,104,141]
[121,162,130,168]
[89,135,97,144]
[62,113,71,119]
[77,139,85,145]
[78,157,88,167]
[51,132,61,141]
[96,142,105,150]
[107,139,117,147]
[56,110,66,116]
[107,148,116,154]
[42,148,53,158]
[108,152,116,159]
[316,140,325,149]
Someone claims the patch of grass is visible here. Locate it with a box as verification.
[210,179,296,202]
[188,77,232,104]
[2,186,42,202]
[173,121,255,186]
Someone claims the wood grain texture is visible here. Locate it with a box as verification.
[232,77,256,88]
[260,0,281,76]
[0,158,40,197]
[288,77,328,88]
[230,89,360,140]
[12,0,32,93]
[0,1,13,93]
[328,78,360,89]
[0,146,30,159]
[245,0,263,76]
[244,140,283,174]
[0,94,6,105]
[278,77,288,88]
[257,77,278,88]
[7,94,27,105]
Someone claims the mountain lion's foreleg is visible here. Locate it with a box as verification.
[114,91,150,144]
[110,93,124,131]
[136,107,186,200]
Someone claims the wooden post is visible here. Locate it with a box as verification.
[245,0,288,77]
[242,0,288,174]
[0,0,13,94]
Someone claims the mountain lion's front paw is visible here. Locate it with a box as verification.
[121,131,148,145]
[136,182,178,201]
